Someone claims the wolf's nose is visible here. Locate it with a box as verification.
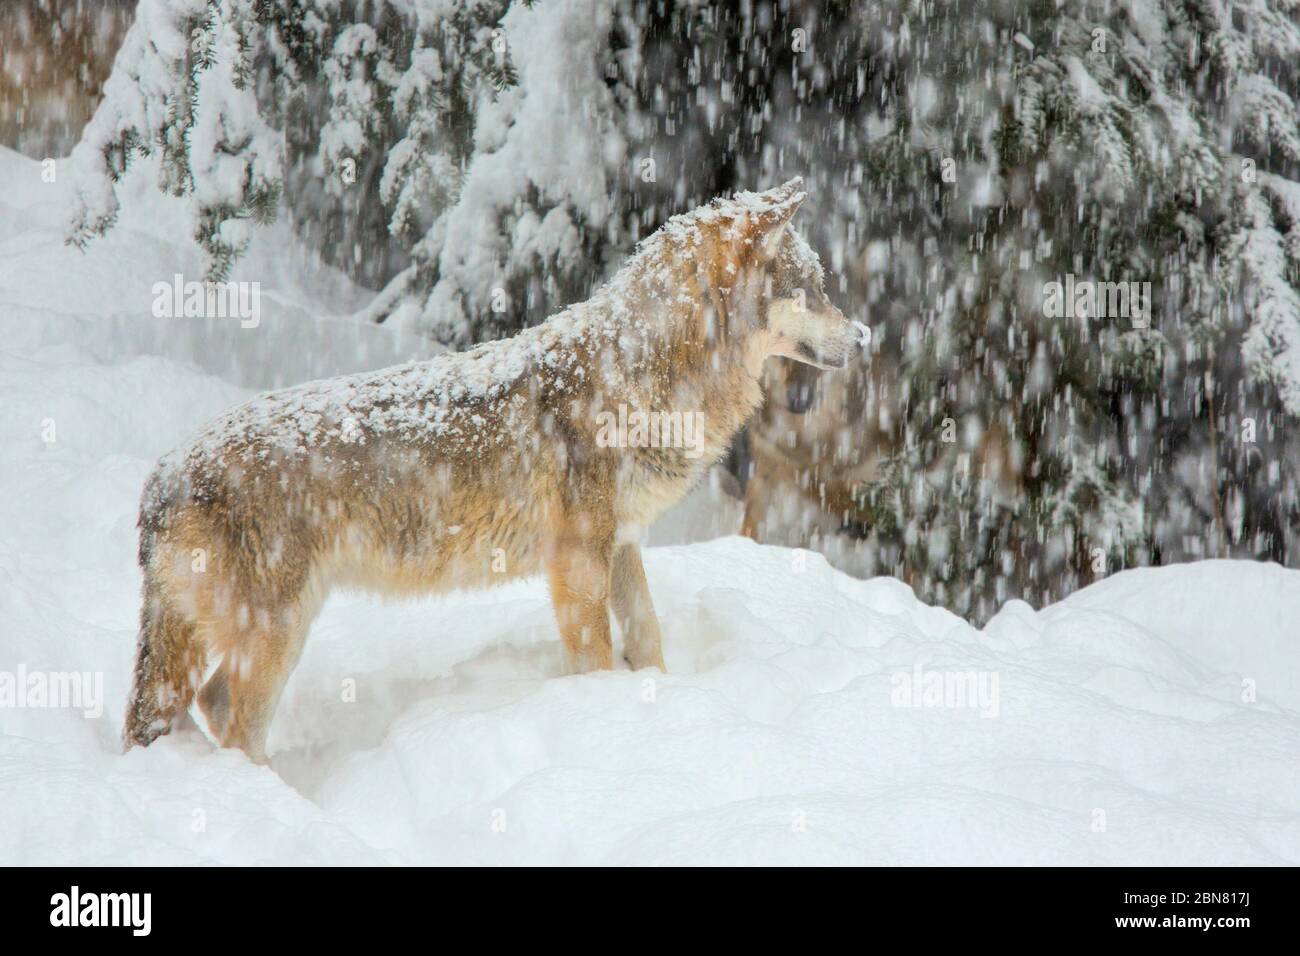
[852,321,872,351]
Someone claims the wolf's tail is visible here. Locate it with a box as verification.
[122,581,201,751]
[123,503,203,750]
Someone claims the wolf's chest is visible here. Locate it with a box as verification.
[615,437,722,527]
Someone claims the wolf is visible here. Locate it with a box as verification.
[740,353,1020,554]
[740,357,886,543]
[123,178,860,761]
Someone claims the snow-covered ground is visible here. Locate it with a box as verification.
[2,147,1298,865]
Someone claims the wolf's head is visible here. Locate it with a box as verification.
[745,180,859,370]
[641,178,859,373]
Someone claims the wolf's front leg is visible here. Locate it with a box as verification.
[544,530,614,673]
[610,542,666,671]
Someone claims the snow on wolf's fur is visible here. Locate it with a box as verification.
[125,178,846,760]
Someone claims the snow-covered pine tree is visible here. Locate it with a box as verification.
[68,0,533,299]
[833,0,1300,617]
[366,0,641,344]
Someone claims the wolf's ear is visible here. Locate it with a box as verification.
[742,178,807,260]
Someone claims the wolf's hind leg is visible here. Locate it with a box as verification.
[197,664,231,740]
[200,612,310,763]
[610,543,666,671]
[545,532,614,674]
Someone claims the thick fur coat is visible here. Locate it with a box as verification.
[124,178,858,760]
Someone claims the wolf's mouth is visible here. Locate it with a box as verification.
[795,342,848,369]
[785,380,817,413]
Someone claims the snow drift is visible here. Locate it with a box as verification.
[2,147,1298,865]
